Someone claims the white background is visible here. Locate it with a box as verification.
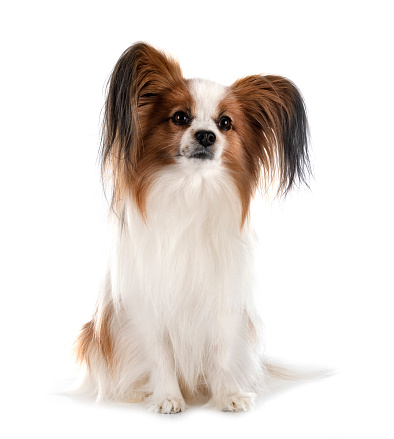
[1,1,393,438]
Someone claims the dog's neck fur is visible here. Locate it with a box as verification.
[109,166,255,312]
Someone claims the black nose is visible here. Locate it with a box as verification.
[194,130,216,147]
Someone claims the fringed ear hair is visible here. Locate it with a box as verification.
[230,75,311,195]
[101,42,183,212]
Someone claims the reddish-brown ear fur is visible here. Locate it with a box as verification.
[229,75,310,198]
[101,42,190,217]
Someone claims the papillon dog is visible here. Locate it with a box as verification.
[74,42,310,413]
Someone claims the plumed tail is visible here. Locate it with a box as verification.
[262,359,334,395]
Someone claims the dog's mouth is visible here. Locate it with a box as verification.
[189,151,211,160]
[187,146,214,160]
[176,145,215,161]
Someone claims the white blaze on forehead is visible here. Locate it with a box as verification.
[188,78,227,122]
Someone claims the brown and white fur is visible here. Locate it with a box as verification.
[74,42,310,413]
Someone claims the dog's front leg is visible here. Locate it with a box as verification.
[147,333,185,414]
[206,315,257,412]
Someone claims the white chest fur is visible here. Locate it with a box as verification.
[110,166,255,314]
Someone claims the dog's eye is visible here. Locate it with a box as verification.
[172,111,190,125]
[218,116,232,131]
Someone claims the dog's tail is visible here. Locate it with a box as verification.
[262,359,334,394]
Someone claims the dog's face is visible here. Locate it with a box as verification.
[101,43,310,224]
[135,77,230,166]
[176,79,227,163]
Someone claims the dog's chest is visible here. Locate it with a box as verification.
[118,172,255,320]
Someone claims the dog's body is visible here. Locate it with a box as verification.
[75,43,310,413]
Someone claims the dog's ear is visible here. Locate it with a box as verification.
[230,75,311,194]
[101,42,183,209]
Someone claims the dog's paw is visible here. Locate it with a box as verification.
[150,397,185,414]
[219,392,256,412]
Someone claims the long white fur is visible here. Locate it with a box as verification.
[81,79,265,413]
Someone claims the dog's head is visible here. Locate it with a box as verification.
[101,42,310,224]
